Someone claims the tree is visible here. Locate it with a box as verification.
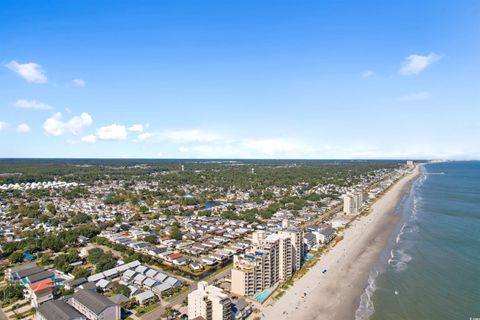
[112,283,131,297]
[9,251,23,264]
[46,203,56,214]
[144,235,158,244]
[170,225,182,240]
[0,283,23,306]
[72,267,91,279]
[96,258,116,272]
[71,212,91,225]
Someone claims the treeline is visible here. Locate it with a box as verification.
[0,224,103,261]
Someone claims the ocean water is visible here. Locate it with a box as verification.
[356,161,480,320]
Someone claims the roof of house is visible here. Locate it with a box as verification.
[153,272,168,282]
[108,294,130,305]
[67,278,87,288]
[26,270,54,283]
[143,278,157,287]
[37,300,85,320]
[103,269,118,277]
[9,262,37,274]
[145,269,158,278]
[125,260,141,268]
[28,278,54,293]
[133,274,147,283]
[135,290,155,301]
[134,265,148,274]
[79,282,97,290]
[319,227,335,236]
[96,279,111,289]
[16,266,44,279]
[87,273,105,282]
[152,282,172,293]
[72,289,117,315]
[123,269,136,278]
[164,276,180,286]
[167,252,183,260]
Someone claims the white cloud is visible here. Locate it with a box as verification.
[43,112,93,136]
[96,124,127,140]
[242,138,298,155]
[160,129,220,143]
[361,70,374,79]
[0,121,8,130]
[399,53,440,75]
[397,91,431,101]
[178,146,189,153]
[80,134,96,144]
[5,60,48,83]
[15,99,52,110]
[72,79,86,87]
[128,124,144,132]
[135,132,154,142]
[16,123,31,133]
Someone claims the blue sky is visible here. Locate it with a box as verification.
[1,0,479,159]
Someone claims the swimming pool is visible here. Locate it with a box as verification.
[306,253,314,261]
[255,290,271,302]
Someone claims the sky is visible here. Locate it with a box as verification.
[1,0,479,159]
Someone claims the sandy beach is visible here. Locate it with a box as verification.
[262,165,421,320]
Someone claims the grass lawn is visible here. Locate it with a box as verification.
[135,302,160,316]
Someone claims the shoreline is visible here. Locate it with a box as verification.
[261,165,421,320]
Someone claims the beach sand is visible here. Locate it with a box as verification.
[261,165,421,320]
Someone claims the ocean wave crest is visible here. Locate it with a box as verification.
[354,269,379,320]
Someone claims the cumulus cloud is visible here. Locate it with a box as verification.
[361,70,374,79]
[160,129,220,143]
[15,99,52,110]
[0,121,8,130]
[397,91,431,101]
[16,123,31,133]
[399,53,440,75]
[72,79,86,87]
[96,124,127,140]
[5,60,48,83]
[80,134,96,144]
[128,124,144,132]
[43,112,93,136]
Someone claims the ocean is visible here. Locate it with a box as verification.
[356,161,480,320]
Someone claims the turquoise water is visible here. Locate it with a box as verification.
[255,290,271,302]
[356,161,480,320]
[306,253,314,261]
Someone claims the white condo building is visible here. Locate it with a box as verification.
[343,191,366,215]
[230,229,304,297]
[188,281,231,320]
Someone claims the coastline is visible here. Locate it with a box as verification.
[262,165,421,320]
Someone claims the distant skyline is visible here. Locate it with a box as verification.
[1,1,479,159]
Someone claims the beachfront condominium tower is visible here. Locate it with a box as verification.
[231,230,304,297]
[343,191,367,215]
[188,281,231,320]
[278,228,304,271]
[343,193,359,215]
[265,233,293,281]
[230,245,278,297]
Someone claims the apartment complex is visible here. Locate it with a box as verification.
[188,281,231,320]
[230,229,304,297]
